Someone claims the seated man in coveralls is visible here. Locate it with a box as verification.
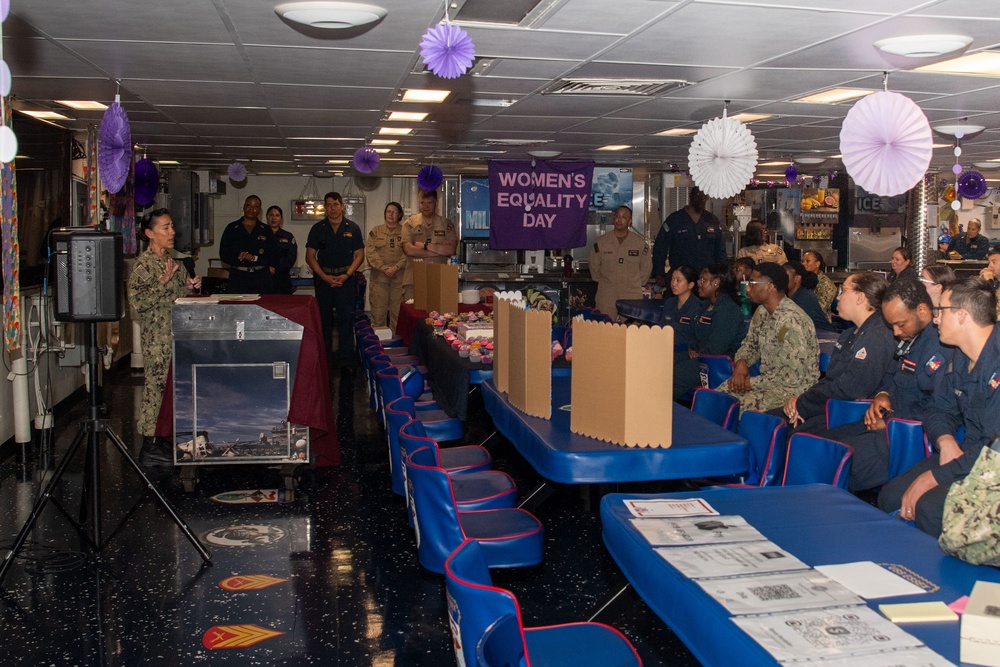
[879,278,1000,537]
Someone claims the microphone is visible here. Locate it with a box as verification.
[181,257,200,293]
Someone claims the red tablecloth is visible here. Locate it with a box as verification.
[155,294,340,467]
[394,301,493,347]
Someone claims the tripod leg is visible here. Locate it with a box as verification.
[104,428,212,564]
[0,427,88,585]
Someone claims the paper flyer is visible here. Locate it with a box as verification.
[781,646,954,666]
[698,571,862,615]
[624,497,720,518]
[814,562,926,600]
[731,606,924,663]
[656,541,809,579]
[630,516,764,546]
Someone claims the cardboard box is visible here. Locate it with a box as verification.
[493,294,515,394]
[962,581,1000,666]
[570,319,674,447]
[412,262,458,314]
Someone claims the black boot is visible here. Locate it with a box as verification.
[139,435,174,467]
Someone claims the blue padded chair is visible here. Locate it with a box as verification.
[825,399,871,429]
[738,410,788,487]
[386,401,490,495]
[690,388,740,432]
[697,354,735,389]
[445,540,640,667]
[407,443,516,512]
[405,452,543,574]
[819,352,831,374]
[886,418,933,480]
[782,433,853,489]
[383,374,464,443]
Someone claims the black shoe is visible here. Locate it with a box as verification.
[139,436,174,467]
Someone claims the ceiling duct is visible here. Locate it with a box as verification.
[542,78,689,96]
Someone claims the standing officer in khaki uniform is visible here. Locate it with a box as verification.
[401,189,458,300]
[589,206,652,320]
[366,201,408,331]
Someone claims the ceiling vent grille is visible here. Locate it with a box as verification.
[543,78,689,96]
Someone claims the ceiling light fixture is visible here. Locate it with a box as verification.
[20,110,72,120]
[527,150,562,158]
[932,122,986,138]
[874,34,973,58]
[973,162,1000,169]
[916,51,1000,75]
[55,100,108,110]
[729,113,772,123]
[793,88,876,104]
[597,144,631,151]
[759,160,792,166]
[402,89,450,103]
[387,111,427,122]
[793,155,827,165]
[378,127,412,135]
[655,128,697,137]
[370,139,398,145]
[274,2,387,29]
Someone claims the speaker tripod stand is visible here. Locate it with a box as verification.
[0,323,211,586]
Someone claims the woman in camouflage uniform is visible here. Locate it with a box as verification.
[128,208,201,465]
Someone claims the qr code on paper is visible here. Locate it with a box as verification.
[782,612,892,647]
[749,584,800,601]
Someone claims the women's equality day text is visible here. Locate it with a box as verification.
[493,170,590,228]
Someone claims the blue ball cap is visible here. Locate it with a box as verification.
[938,232,952,244]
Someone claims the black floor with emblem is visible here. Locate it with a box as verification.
[0,360,703,666]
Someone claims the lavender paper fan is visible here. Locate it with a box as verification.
[957,170,988,200]
[417,164,443,191]
[353,147,380,174]
[420,22,475,79]
[134,158,159,205]
[840,91,932,197]
[687,116,758,199]
[98,102,132,194]
[228,161,247,182]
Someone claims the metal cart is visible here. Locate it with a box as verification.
[172,299,309,492]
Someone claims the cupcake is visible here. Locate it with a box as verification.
[458,344,470,358]
[481,354,493,365]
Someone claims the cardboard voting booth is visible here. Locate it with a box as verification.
[494,293,551,419]
[412,261,458,314]
[570,320,674,447]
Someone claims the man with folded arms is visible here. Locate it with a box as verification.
[879,279,1000,536]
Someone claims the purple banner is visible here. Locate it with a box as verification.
[488,160,593,249]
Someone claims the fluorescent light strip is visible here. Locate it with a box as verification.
[597,144,631,151]
[402,89,450,103]
[370,139,398,145]
[916,51,1000,75]
[387,111,427,122]
[792,88,876,104]
[55,100,108,110]
[378,127,413,136]
[730,113,772,123]
[20,110,72,120]
[655,128,697,136]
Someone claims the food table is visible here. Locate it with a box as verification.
[155,295,339,481]
[601,485,1000,666]
[481,375,748,484]
[394,301,492,347]
[408,318,493,420]
[615,298,665,325]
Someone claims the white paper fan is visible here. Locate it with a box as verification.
[688,114,758,199]
[839,91,932,197]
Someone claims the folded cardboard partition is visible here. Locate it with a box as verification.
[570,320,674,447]
[412,261,458,314]
[507,305,552,419]
[493,294,517,394]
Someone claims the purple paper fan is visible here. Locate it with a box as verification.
[98,102,132,194]
[957,170,988,200]
[417,164,443,191]
[353,147,380,174]
[228,161,247,182]
[134,158,159,205]
[420,22,475,79]
[785,165,797,182]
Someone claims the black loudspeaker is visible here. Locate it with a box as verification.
[52,228,124,322]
